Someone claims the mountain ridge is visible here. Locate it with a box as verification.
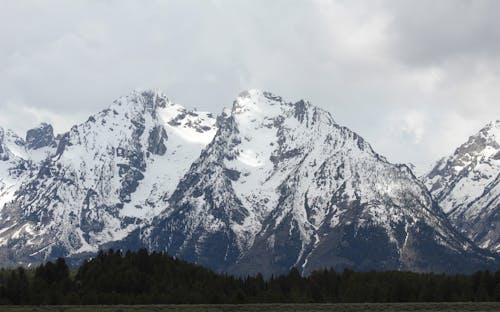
[0,89,497,275]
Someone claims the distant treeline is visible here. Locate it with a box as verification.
[1,249,500,304]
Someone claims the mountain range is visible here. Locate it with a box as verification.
[0,89,498,275]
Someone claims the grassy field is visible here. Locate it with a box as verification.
[2,303,500,312]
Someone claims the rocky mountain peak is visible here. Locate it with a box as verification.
[453,120,499,161]
[98,90,216,143]
[424,120,500,253]
[230,89,336,131]
[104,90,166,119]
[427,121,500,193]
[232,89,277,114]
[25,123,56,150]
[135,89,169,111]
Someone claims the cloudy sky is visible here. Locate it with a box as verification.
[1,0,499,172]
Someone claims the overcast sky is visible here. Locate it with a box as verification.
[1,0,499,172]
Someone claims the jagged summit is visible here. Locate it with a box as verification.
[110,89,170,115]
[425,120,500,253]
[232,89,284,114]
[451,120,499,161]
[426,120,499,208]
[232,90,329,123]
[25,123,56,150]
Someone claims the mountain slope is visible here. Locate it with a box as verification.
[137,90,496,276]
[0,90,216,266]
[0,128,28,209]
[425,121,500,253]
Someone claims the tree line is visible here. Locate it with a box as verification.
[1,249,500,304]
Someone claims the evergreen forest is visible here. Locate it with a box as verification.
[1,249,500,305]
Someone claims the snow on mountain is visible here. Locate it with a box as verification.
[0,90,216,266]
[137,90,496,276]
[425,120,500,253]
[0,88,497,274]
[0,128,28,210]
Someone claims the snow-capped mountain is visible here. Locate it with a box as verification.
[0,89,497,274]
[425,120,500,253]
[0,90,216,266]
[131,90,496,276]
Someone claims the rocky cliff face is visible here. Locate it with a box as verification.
[25,123,57,150]
[425,121,500,253]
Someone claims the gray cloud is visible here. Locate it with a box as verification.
[386,0,500,65]
[1,0,499,172]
